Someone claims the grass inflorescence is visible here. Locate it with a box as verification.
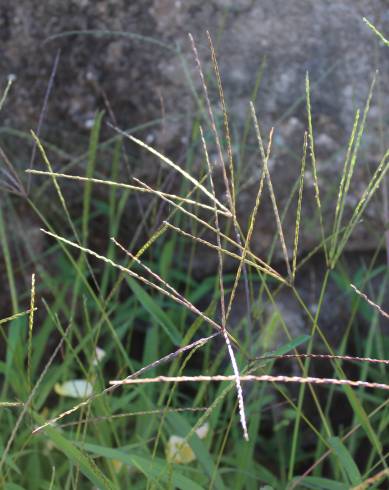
[0,24,388,490]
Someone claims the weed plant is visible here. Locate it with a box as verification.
[0,21,388,490]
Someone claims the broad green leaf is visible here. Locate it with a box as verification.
[0,444,21,474]
[261,335,311,359]
[295,476,349,489]
[4,484,26,490]
[159,238,175,281]
[33,416,116,490]
[342,386,382,460]
[328,437,362,485]
[126,276,182,345]
[81,443,203,490]
[166,413,225,490]
[5,318,26,398]
[187,276,218,304]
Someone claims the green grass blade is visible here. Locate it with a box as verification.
[306,72,328,264]
[251,104,292,280]
[292,131,307,280]
[0,206,18,313]
[363,17,389,46]
[4,484,26,490]
[80,444,204,490]
[328,436,362,485]
[295,476,349,490]
[0,75,15,112]
[166,412,225,490]
[126,276,183,346]
[329,109,360,262]
[32,419,116,490]
[330,74,376,266]
[82,110,104,246]
[333,149,389,265]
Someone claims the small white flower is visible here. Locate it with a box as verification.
[195,422,209,439]
[165,423,209,464]
[92,346,106,366]
[166,435,195,464]
[54,379,93,398]
[84,118,95,129]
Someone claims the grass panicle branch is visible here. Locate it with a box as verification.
[363,17,389,46]
[110,374,389,392]
[350,283,389,320]
[250,102,292,281]
[32,332,219,434]
[199,124,249,441]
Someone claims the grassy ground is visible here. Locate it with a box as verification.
[0,24,388,490]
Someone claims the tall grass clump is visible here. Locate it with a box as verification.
[0,20,388,490]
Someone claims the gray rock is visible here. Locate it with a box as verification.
[1,0,387,271]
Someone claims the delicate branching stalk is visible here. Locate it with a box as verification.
[163,221,284,282]
[226,128,271,321]
[28,49,60,193]
[292,132,307,280]
[352,467,389,490]
[363,17,389,46]
[27,274,36,390]
[133,172,212,262]
[306,72,328,264]
[111,236,223,332]
[109,374,389,392]
[250,102,292,281]
[189,34,233,211]
[332,149,389,265]
[0,402,23,408]
[40,228,223,334]
[108,123,231,215]
[0,145,26,197]
[32,333,219,434]
[31,132,100,291]
[0,309,36,326]
[134,177,284,281]
[190,32,253,349]
[199,125,249,441]
[330,74,376,267]
[0,74,16,112]
[26,170,230,216]
[253,352,389,365]
[350,283,389,320]
[57,407,208,429]
[207,31,236,209]
[288,270,332,478]
[330,109,360,261]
